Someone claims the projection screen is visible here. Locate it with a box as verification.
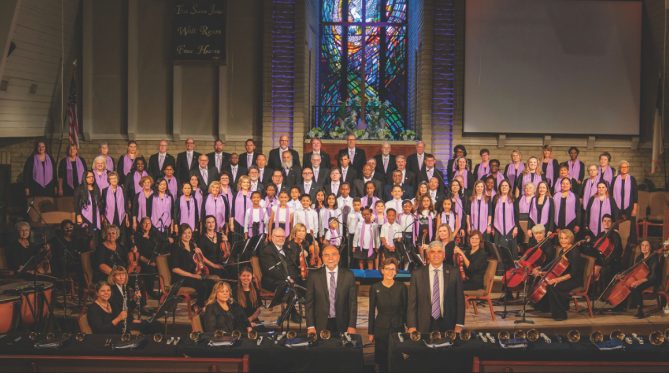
[464,0,641,135]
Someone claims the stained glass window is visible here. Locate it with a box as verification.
[316,0,408,140]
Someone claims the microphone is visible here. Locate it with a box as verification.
[26,200,34,214]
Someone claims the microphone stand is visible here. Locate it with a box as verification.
[514,266,535,324]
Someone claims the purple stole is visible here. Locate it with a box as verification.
[568,160,581,181]
[441,211,456,232]
[543,159,555,185]
[136,191,152,221]
[494,196,515,235]
[359,222,376,257]
[413,211,434,243]
[553,177,568,193]
[553,192,577,226]
[582,179,597,209]
[374,212,386,225]
[104,186,125,224]
[588,197,612,235]
[518,196,533,214]
[529,196,550,225]
[470,197,489,232]
[81,192,101,229]
[94,170,109,190]
[327,228,341,246]
[204,194,226,229]
[133,171,148,194]
[612,175,632,211]
[274,206,291,236]
[33,154,53,187]
[179,195,197,231]
[151,193,173,232]
[455,169,469,189]
[361,195,379,209]
[264,197,277,216]
[104,155,115,172]
[492,173,505,189]
[599,166,614,185]
[506,162,525,188]
[165,176,178,197]
[122,155,134,176]
[65,156,85,189]
[521,172,541,192]
[476,162,489,180]
[246,207,266,237]
[234,191,252,226]
[451,196,464,223]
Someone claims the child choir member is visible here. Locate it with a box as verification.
[320,193,343,238]
[380,208,402,263]
[353,207,380,269]
[437,198,459,235]
[244,192,269,256]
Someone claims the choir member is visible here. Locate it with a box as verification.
[287,186,302,212]
[347,199,363,261]
[75,170,102,232]
[320,193,343,238]
[414,195,437,259]
[516,182,536,222]
[380,208,402,263]
[280,150,301,188]
[262,183,278,213]
[203,281,252,332]
[483,175,497,198]
[597,152,615,186]
[338,134,367,170]
[454,230,489,291]
[124,157,149,201]
[176,138,200,184]
[23,140,57,197]
[374,141,397,183]
[248,166,263,194]
[468,180,493,237]
[309,152,329,186]
[360,181,381,210]
[325,168,342,197]
[488,159,506,190]
[256,154,272,185]
[447,144,472,182]
[473,148,491,180]
[427,177,446,209]
[452,157,474,193]
[338,153,357,185]
[581,164,599,208]
[418,154,445,191]
[236,267,263,326]
[627,240,662,318]
[553,177,581,233]
[222,153,245,190]
[268,190,293,238]
[218,173,234,220]
[207,138,230,175]
[411,182,429,207]
[231,176,253,244]
[87,281,126,334]
[95,225,127,281]
[541,145,560,187]
[384,170,414,201]
[354,164,382,198]
[492,179,519,258]
[373,200,387,228]
[585,181,619,237]
[131,175,153,231]
[612,160,638,242]
[448,179,467,239]
[298,167,318,201]
[92,155,110,190]
[566,147,585,185]
[553,163,579,196]
[98,142,115,172]
[202,181,227,234]
[58,144,87,197]
[174,181,201,233]
[294,194,319,242]
[394,155,416,188]
[116,140,139,185]
[148,139,176,180]
[192,154,219,193]
[353,207,380,269]
[239,138,258,169]
[515,156,545,198]
[304,137,331,170]
[337,183,354,221]
[163,164,179,198]
[170,224,214,309]
[532,229,584,321]
[268,135,301,171]
[148,178,174,235]
[101,172,128,229]
[243,192,269,256]
[324,217,343,249]
[437,198,460,236]
[504,149,525,192]
[528,181,555,234]
[368,257,407,373]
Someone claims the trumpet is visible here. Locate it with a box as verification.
[319,329,332,340]
[526,329,539,343]
[649,330,666,346]
[590,331,604,344]
[497,330,511,343]
[567,329,581,343]
[409,330,421,342]
[609,329,625,342]
[458,330,472,342]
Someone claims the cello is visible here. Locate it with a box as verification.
[530,238,588,304]
[591,219,623,262]
[504,232,555,289]
[600,243,669,308]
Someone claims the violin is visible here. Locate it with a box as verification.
[309,239,322,268]
[220,236,231,261]
[601,243,669,308]
[127,246,142,274]
[453,236,468,282]
[299,250,308,280]
[504,232,555,289]
[193,247,210,277]
[530,239,588,303]
[592,219,623,261]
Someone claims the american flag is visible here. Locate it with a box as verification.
[67,74,80,147]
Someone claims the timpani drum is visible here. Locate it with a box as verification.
[0,281,54,327]
[0,294,20,334]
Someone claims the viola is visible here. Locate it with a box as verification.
[601,244,669,308]
[504,232,555,289]
[453,236,468,282]
[592,219,623,261]
[530,239,588,304]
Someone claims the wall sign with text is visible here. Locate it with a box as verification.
[174,0,226,62]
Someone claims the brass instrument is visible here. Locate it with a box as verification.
[409,330,421,342]
[307,332,318,344]
[526,329,539,343]
[231,330,242,341]
[248,330,259,340]
[514,330,526,340]
[286,330,297,340]
[590,331,604,344]
[458,330,472,342]
[429,331,444,344]
[319,329,332,340]
[497,330,511,343]
[443,330,456,343]
[120,332,131,343]
[28,331,39,342]
[189,331,202,342]
[649,331,665,346]
[45,332,56,342]
[153,333,164,343]
[567,329,581,343]
[75,332,86,343]
[609,329,625,342]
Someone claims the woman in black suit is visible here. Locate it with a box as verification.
[368,257,407,373]
[203,281,252,333]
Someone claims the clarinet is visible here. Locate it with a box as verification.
[122,284,128,335]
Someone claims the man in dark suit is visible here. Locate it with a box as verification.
[222,153,246,191]
[176,137,200,183]
[255,154,272,185]
[394,155,416,188]
[147,139,176,180]
[309,153,329,186]
[304,138,332,170]
[427,177,447,211]
[259,228,300,291]
[270,170,288,194]
[338,153,358,185]
[324,169,342,197]
[406,140,427,177]
[384,170,415,201]
[207,138,230,175]
[298,167,321,201]
[269,135,301,171]
[417,154,446,191]
[337,134,366,170]
[247,166,264,194]
[374,142,396,183]
[280,150,302,189]
[190,154,218,194]
[239,138,258,169]
[306,245,357,335]
[353,163,383,198]
[407,241,464,334]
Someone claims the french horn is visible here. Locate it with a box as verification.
[409,330,421,342]
[590,331,604,344]
[319,329,332,340]
[649,330,666,346]
[153,333,164,343]
[497,330,511,343]
[526,329,539,343]
[567,329,581,343]
[609,329,625,342]
[458,329,472,342]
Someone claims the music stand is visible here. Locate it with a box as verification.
[148,279,184,336]
[489,241,521,319]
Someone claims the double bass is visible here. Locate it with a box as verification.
[600,243,669,308]
[504,232,555,289]
[530,239,588,304]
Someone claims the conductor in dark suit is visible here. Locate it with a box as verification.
[148,140,176,180]
[190,154,218,193]
[259,228,299,291]
[269,135,301,171]
[337,134,366,170]
[306,245,358,335]
[176,138,200,183]
[407,241,465,334]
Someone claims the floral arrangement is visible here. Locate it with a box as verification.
[328,126,347,140]
[399,129,417,141]
[306,127,325,139]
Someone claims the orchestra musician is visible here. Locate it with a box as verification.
[169,224,216,310]
[203,281,252,333]
[87,281,126,334]
[582,214,623,290]
[236,267,263,327]
[627,240,663,319]
[95,225,127,282]
[107,266,140,325]
[454,230,489,291]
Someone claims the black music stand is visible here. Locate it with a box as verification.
[271,280,306,332]
[148,279,183,336]
[490,242,521,319]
